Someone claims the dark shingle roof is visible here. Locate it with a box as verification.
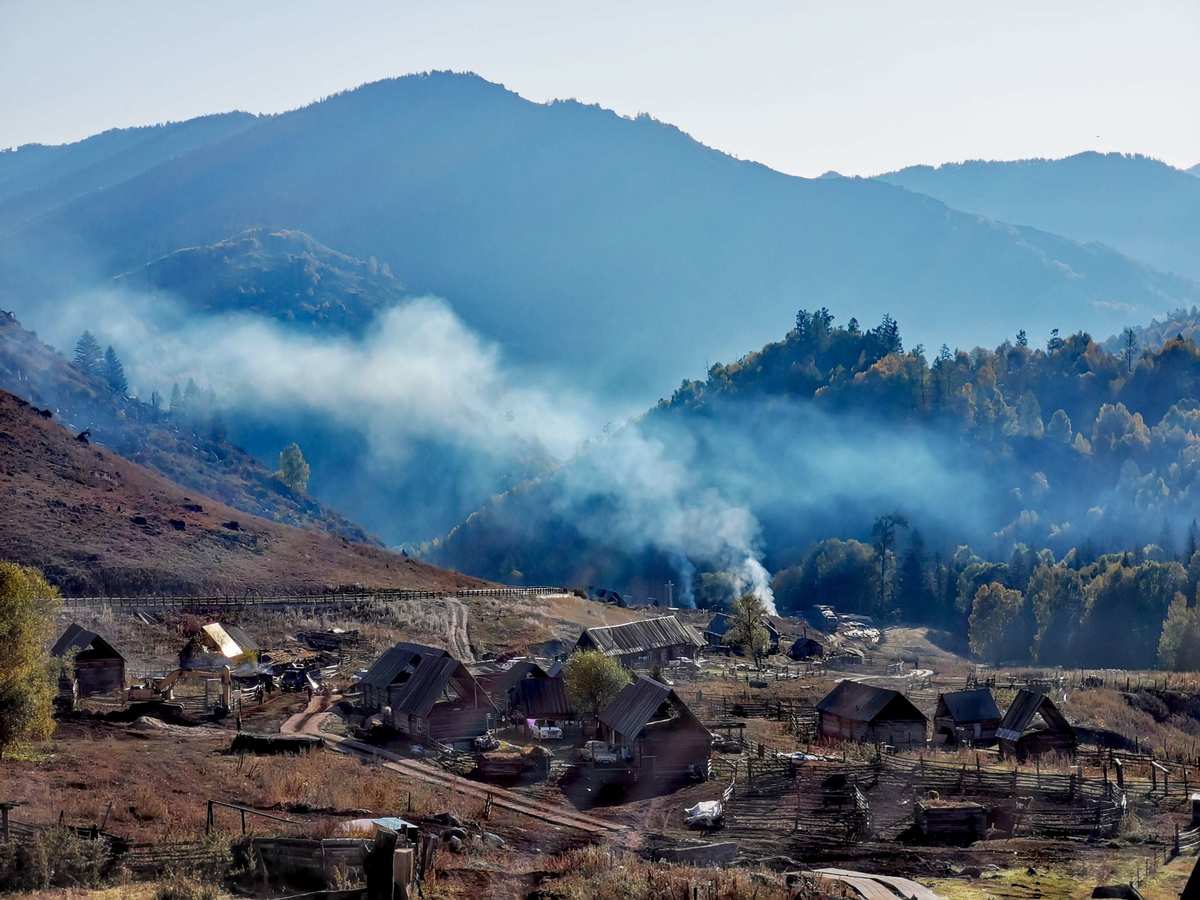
[997,689,1074,742]
[578,616,704,657]
[513,677,572,719]
[937,689,1001,724]
[51,623,123,660]
[363,642,495,718]
[598,675,702,740]
[816,680,926,724]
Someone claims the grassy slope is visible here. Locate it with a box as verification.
[0,389,484,594]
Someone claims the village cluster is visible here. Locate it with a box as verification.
[15,590,1200,898]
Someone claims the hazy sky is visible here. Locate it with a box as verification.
[2,0,1197,176]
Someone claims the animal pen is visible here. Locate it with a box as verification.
[712,752,1132,860]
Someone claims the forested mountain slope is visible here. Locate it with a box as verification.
[0,112,256,232]
[432,309,1200,649]
[2,73,1195,398]
[879,152,1200,280]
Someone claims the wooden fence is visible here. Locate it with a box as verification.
[55,586,570,613]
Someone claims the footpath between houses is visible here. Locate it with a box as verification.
[280,694,628,838]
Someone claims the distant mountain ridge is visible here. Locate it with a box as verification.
[1,72,1195,401]
[878,152,1200,280]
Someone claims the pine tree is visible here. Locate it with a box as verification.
[168,382,182,414]
[276,443,310,494]
[72,331,103,376]
[102,346,128,396]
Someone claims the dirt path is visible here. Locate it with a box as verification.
[281,694,625,837]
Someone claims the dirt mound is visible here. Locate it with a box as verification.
[0,389,486,595]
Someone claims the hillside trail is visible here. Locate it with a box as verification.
[281,693,627,838]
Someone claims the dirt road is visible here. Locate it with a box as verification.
[281,695,625,837]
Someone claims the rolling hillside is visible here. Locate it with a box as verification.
[2,73,1195,399]
[0,387,483,595]
[879,152,1200,280]
[0,309,378,543]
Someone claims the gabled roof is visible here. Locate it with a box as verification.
[513,677,572,719]
[578,616,704,657]
[199,622,258,658]
[705,612,780,640]
[997,689,1074,742]
[598,675,703,740]
[51,623,123,660]
[363,642,496,718]
[816,680,927,724]
[476,660,547,699]
[937,689,1001,724]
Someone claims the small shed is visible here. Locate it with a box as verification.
[997,689,1077,760]
[598,675,711,781]
[915,799,988,844]
[574,616,705,669]
[703,613,780,654]
[180,622,259,670]
[787,635,825,661]
[475,660,548,709]
[361,642,498,743]
[51,624,126,696]
[934,688,1002,746]
[816,681,927,747]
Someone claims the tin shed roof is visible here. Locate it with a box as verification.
[51,623,123,660]
[578,616,704,657]
[997,689,1074,742]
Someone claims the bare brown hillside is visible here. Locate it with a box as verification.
[0,309,377,543]
[0,389,485,595]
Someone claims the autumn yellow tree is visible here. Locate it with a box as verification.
[0,562,61,758]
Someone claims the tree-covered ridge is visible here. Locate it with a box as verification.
[435,307,1200,671]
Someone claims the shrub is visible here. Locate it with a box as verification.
[0,827,108,890]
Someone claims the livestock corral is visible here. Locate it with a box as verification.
[7,591,1200,898]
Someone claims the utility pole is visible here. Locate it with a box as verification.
[666,580,674,608]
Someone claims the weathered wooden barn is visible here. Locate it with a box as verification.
[997,689,1077,760]
[933,688,1002,746]
[574,616,704,669]
[474,659,548,710]
[50,624,126,696]
[361,642,498,743]
[180,622,259,670]
[816,681,927,746]
[597,675,711,781]
[703,613,781,654]
[787,635,825,661]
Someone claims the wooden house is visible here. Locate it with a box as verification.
[574,616,704,669]
[511,677,572,724]
[933,688,1002,746]
[361,642,498,743]
[787,635,825,661]
[997,689,1077,760]
[50,624,125,696]
[703,613,780,654]
[597,675,711,782]
[474,659,548,711]
[816,681,927,746]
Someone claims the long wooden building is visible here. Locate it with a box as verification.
[574,616,704,669]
